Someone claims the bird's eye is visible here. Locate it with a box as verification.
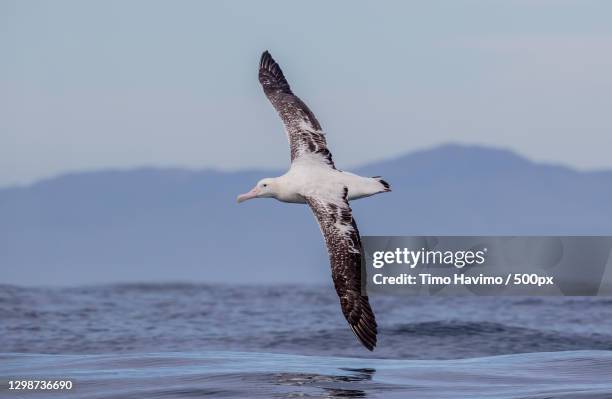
[263,184,268,187]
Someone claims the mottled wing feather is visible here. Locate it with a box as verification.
[259,51,335,168]
[305,188,377,350]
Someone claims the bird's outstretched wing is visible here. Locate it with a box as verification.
[305,187,377,350]
[259,51,335,168]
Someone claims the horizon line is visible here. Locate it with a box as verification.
[2,142,610,190]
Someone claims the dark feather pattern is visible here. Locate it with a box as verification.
[305,188,378,351]
[259,51,335,168]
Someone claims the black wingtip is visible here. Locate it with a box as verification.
[349,297,378,351]
[351,323,377,351]
[260,50,272,66]
[259,50,278,74]
[259,50,291,93]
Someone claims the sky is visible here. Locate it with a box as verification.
[1,0,611,187]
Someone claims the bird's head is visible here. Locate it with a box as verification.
[237,178,277,203]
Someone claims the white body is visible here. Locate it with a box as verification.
[273,155,386,204]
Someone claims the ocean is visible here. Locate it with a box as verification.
[1,284,611,398]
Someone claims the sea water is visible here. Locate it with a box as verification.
[1,284,611,398]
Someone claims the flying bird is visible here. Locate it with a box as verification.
[237,51,391,350]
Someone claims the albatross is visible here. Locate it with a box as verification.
[237,51,391,350]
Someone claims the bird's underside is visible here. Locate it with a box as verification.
[258,51,384,350]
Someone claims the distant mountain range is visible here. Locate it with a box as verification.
[2,144,611,286]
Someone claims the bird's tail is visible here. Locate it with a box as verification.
[372,176,391,193]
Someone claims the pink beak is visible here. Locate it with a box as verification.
[237,187,259,203]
